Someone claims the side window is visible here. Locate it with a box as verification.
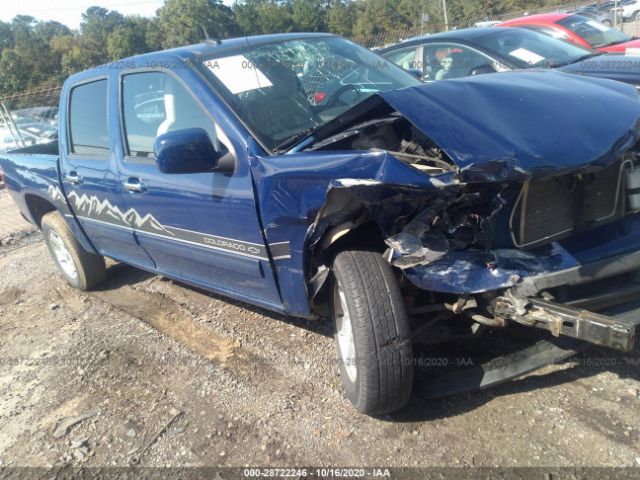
[69,80,109,155]
[423,44,493,81]
[121,72,219,158]
[383,47,418,70]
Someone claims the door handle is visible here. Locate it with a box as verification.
[65,171,83,185]
[123,177,145,193]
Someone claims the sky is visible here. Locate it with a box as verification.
[0,0,235,29]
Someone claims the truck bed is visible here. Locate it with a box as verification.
[0,141,60,226]
[8,140,59,156]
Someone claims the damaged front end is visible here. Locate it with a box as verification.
[255,70,640,353]
[302,73,640,351]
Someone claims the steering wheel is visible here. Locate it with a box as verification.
[323,84,362,109]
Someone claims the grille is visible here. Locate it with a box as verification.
[510,161,625,249]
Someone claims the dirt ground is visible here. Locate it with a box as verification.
[1,188,640,471]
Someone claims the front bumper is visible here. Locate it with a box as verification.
[494,295,639,352]
[404,214,640,351]
[404,212,640,294]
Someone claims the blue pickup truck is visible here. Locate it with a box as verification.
[3,33,640,415]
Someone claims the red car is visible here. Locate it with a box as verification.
[500,13,640,53]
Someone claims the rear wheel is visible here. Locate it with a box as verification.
[42,211,106,290]
[633,10,640,21]
[330,250,414,415]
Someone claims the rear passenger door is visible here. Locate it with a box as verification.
[59,78,154,268]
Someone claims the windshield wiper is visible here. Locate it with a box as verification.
[273,126,321,153]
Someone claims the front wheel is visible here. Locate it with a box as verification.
[330,250,414,415]
[42,211,106,290]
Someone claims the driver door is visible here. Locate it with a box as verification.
[116,70,283,311]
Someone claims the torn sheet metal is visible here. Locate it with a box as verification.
[402,212,640,295]
[378,70,640,182]
[402,243,579,294]
[385,230,449,269]
[248,71,640,315]
[250,149,458,315]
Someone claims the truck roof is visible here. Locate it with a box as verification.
[67,32,338,84]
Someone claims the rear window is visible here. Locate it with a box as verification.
[556,15,629,48]
[69,80,109,155]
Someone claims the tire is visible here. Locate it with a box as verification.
[330,250,414,415]
[41,211,106,290]
[603,19,612,27]
[633,11,640,21]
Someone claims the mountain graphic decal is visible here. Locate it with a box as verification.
[48,186,174,236]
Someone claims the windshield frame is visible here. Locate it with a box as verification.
[197,35,422,155]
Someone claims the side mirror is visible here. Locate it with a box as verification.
[153,127,235,174]
[404,67,424,81]
[470,64,497,76]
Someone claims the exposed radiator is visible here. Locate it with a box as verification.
[510,161,626,249]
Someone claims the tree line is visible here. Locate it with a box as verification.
[0,0,575,96]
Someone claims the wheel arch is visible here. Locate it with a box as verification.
[306,214,388,316]
[23,191,100,256]
[24,193,57,228]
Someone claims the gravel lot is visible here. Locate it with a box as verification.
[0,188,640,471]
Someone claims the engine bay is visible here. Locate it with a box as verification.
[310,114,457,174]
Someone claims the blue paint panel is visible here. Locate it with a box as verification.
[136,230,265,281]
[0,150,99,254]
[74,217,141,259]
[55,73,156,269]
[249,150,438,315]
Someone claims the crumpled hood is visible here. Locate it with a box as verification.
[378,70,640,182]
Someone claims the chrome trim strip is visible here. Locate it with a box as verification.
[75,215,290,261]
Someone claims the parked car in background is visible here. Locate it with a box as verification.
[12,106,59,126]
[574,3,615,26]
[0,128,21,152]
[0,126,55,152]
[500,13,640,53]
[378,27,640,86]
[611,0,640,21]
[474,20,502,28]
